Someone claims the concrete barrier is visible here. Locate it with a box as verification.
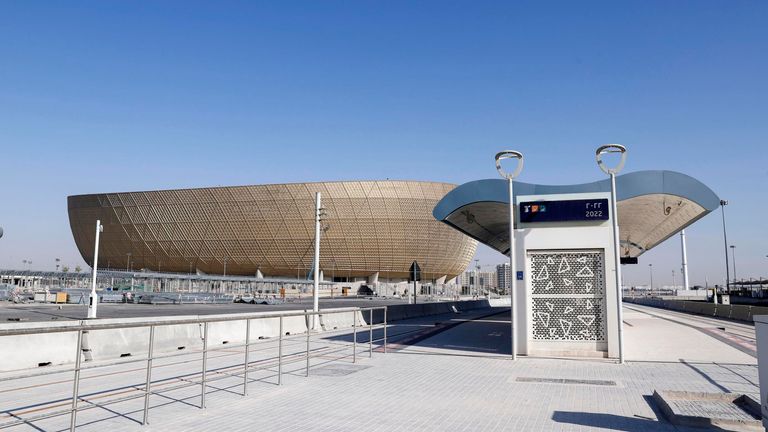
[0,310,313,371]
[624,296,761,323]
[0,323,79,370]
[753,306,768,320]
[0,300,495,371]
[730,305,752,322]
[319,308,366,330]
[488,298,511,307]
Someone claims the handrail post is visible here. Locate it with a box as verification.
[243,319,250,396]
[383,307,387,354]
[352,310,357,363]
[142,325,155,425]
[306,313,311,377]
[69,329,83,432]
[201,322,208,409]
[278,316,283,385]
[369,309,373,358]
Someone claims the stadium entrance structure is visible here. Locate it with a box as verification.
[433,170,720,358]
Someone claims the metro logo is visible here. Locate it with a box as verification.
[523,205,547,213]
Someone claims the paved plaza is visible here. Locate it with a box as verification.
[0,303,760,431]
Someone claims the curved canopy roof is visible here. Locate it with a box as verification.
[433,170,720,257]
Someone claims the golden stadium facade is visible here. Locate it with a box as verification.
[68,181,477,281]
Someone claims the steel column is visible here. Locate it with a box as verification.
[278,316,283,385]
[201,322,208,409]
[243,319,250,396]
[383,307,387,354]
[69,330,83,432]
[306,317,311,377]
[142,325,155,425]
[369,309,373,357]
[508,177,516,361]
[610,172,625,363]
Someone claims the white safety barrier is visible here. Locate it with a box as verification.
[319,308,367,330]
[0,310,310,371]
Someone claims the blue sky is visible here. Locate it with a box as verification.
[1,1,766,286]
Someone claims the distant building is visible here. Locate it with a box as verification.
[479,271,497,290]
[460,269,497,294]
[460,271,472,288]
[496,263,510,294]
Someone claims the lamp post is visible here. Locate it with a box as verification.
[649,264,653,292]
[474,259,480,299]
[730,245,737,287]
[88,220,104,319]
[680,230,690,291]
[312,192,327,330]
[720,200,730,293]
[596,144,627,364]
[495,150,523,361]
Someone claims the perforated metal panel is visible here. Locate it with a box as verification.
[529,250,605,342]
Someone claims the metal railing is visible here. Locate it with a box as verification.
[0,306,387,431]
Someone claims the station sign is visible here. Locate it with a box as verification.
[409,261,421,282]
[519,198,609,223]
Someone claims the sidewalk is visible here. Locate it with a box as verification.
[2,305,760,431]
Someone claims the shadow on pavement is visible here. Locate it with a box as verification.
[320,309,511,356]
[551,410,728,432]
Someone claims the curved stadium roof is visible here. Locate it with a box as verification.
[433,170,720,257]
[68,181,477,280]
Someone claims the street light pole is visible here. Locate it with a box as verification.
[680,230,689,291]
[730,245,737,287]
[596,144,627,364]
[312,192,323,330]
[649,264,653,292]
[720,200,730,293]
[495,150,523,361]
[474,259,480,299]
[88,220,103,319]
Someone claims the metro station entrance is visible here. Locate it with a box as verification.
[513,191,618,358]
[433,166,722,361]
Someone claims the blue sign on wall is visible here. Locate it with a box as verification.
[519,198,609,223]
[516,271,524,280]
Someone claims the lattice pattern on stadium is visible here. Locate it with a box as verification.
[68,181,477,279]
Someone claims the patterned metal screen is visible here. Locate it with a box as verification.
[529,250,605,342]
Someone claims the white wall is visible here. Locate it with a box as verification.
[513,192,619,358]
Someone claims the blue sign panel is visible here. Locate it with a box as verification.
[519,198,609,223]
[516,271,524,281]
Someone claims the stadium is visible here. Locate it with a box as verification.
[67,181,477,284]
